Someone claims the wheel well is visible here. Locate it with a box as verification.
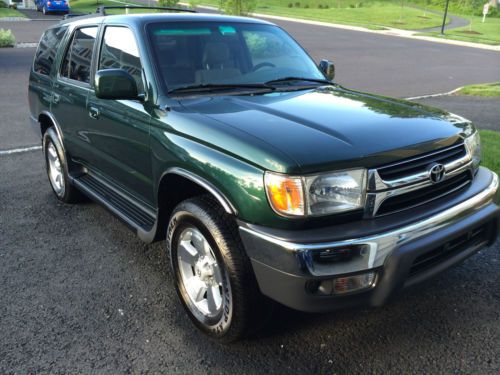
[38,113,54,136]
[158,173,211,220]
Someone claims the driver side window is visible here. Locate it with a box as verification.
[99,26,145,94]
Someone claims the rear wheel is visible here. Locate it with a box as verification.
[167,196,271,342]
[43,127,84,203]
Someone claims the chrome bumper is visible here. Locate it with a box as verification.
[240,168,498,278]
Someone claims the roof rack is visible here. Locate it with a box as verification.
[96,5,197,16]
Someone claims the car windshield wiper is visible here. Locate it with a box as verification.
[168,83,274,94]
[265,77,331,86]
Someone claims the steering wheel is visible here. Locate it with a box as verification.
[252,62,276,71]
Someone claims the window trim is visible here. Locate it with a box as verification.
[57,24,100,88]
[95,24,147,96]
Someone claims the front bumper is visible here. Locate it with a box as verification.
[239,167,499,312]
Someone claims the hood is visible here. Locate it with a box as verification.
[176,86,473,174]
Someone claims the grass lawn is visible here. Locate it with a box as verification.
[456,82,500,97]
[417,16,500,45]
[0,8,26,18]
[200,0,448,30]
[480,130,500,202]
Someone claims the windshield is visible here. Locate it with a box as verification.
[147,21,326,92]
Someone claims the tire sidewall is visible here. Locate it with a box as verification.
[43,128,70,201]
[168,208,234,338]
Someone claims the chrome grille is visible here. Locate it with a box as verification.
[377,144,467,181]
[366,143,474,217]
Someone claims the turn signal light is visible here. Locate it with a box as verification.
[264,172,304,216]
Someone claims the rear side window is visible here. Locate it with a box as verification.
[60,26,98,84]
[33,26,67,76]
[98,26,144,93]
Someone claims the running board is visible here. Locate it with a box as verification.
[73,173,156,233]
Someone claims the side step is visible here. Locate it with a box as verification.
[73,173,156,232]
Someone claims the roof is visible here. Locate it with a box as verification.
[58,11,274,28]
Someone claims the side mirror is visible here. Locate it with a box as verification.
[319,59,335,81]
[94,69,139,100]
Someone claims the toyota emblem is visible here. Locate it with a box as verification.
[429,163,446,183]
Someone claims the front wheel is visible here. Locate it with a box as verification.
[167,196,271,342]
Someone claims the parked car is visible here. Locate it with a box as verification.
[35,0,70,15]
[28,9,499,342]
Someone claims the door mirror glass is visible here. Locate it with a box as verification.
[319,59,335,81]
[94,69,139,100]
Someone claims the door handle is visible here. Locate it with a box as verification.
[52,93,60,104]
[89,106,100,119]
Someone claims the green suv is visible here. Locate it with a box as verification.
[29,9,499,342]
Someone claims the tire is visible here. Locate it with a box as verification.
[43,127,84,203]
[167,196,271,342]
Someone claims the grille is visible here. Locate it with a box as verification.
[377,144,467,181]
[377,171,471,216]
[408,223,490,277]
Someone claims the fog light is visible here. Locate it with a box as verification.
[310,271,377,296]
[332,272,377,295]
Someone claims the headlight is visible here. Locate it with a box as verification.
[264,169,367,217]
[464,131,481,170]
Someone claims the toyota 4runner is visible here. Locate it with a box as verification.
[28,7,499,342]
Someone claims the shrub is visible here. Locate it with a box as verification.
[294,2,300,8]
[288,3,293,7]
[324,4,329,8]
[318,4,323,8]
[304,4,309,8]
[0,29,16,48]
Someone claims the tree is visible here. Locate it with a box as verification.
[158,0,179,7]
[221,0,257,16]
[423,0,431,17]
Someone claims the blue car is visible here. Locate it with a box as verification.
[35,0,70,15]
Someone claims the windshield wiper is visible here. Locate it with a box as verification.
[265,77,331,86]
[168,83,274,94]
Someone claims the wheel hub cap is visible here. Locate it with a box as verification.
[177,227,225,318]
[47,142,65,196]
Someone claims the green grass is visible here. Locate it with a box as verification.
[456,83,500,97]
[0,8,26,18]
[200,0,448,30]
[480,130,500,201]
[417,16,500,45]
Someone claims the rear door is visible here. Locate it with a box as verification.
[51,25,99,163]
[29,26,68,122]
[85,25,154,206]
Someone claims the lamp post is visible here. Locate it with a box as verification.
[440,0,450,35]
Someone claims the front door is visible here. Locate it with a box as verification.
[85,25,154,206]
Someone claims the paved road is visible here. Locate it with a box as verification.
[414,95,500,132]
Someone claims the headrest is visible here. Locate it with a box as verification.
[203,42,230,68]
